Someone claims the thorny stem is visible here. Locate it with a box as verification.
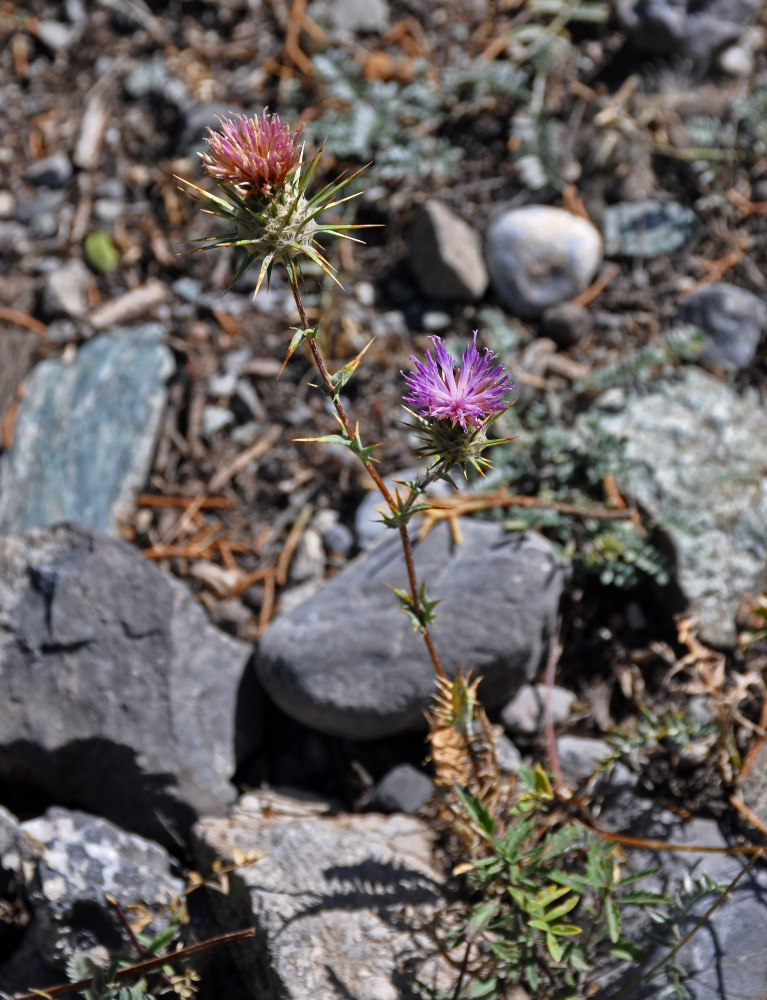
[289,277,446,679]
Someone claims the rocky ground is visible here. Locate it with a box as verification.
[2,0,767,998]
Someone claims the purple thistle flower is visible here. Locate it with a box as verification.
[201,111,302,196]
[403,332,514,430]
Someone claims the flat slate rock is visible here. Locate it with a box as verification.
[193,790,453,1000]
[0,323,173,536]
[257,521,568,739]
[0,524,257,846]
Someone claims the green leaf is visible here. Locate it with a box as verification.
[621,889,673,906]
[605,896,621,943]
[464,978,499,999]
[617,867,660,888]
[546,894,580,921]
[550,923,581,936]
[610,939,647,962]
[455,787,495,836]
[465,898,501,941]
[546,931,563,963]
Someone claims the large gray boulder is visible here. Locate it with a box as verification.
[590,368,767,647]
[0,524,258,845]
[257,521,569,739]
[193,790,453,1000]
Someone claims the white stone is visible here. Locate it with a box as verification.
[486,205,602,319]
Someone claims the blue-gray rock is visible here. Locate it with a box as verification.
[193,791,452,1000]
[614,0,761,64]
[408,200,489,302]
[370,764,434,814]
[486,206,602,319]
[602,199,698,258]
[596,804,767,1000]
[0,524,257,846]
[0,323,173,536]
[257,521,569,739]
[678,281,766,369]
[589,367,767,647]
[5,807,183,971]
[23,152,73,189]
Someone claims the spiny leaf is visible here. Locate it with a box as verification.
[328,338,374,393]
[280,325,317,374]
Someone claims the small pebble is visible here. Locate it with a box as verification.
[369,764,434,814]
[24,152,73,189]
[678,281,766,370]
[42,258,93,319]
[540,301,592,347]
[0,191,16,218]
[201,405,234,438]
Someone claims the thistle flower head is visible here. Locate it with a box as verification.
[403,333,513,431]
[176,109,370,297]
[402,333,514,475]
[200,112,302,198]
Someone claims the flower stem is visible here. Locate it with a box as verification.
[289,277,446,679]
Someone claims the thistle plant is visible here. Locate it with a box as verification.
[179,110,676,999]
[178,108,514,678]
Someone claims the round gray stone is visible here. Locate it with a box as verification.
[486,206,602,319]
[256,521,569,739]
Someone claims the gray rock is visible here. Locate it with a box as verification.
[602,199,698,258]
[590,367,767,647]
[614,0,761,63]
[257,521,568,739]
[541,301,592,347]
[555,735,611,785]
[370,764,434,814]
[0,323,173,536]
[41,258,93,319]
[408,200,489,302]
[734,742,767,833]
[193,790,453,1000]
[677,281,766,369]
[24,152,73,189]
[486,206,602,319]
[314,510,354,559]
[0,524,257,845]
[35,19,79,52]
[8,807,183,970]
[502,683,576,736]
[202,404,234,438]
[597,803,767,1000]
[308,0,390,34]
[0,805,18,860]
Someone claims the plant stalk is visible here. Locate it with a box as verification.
[289,278,446,679]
